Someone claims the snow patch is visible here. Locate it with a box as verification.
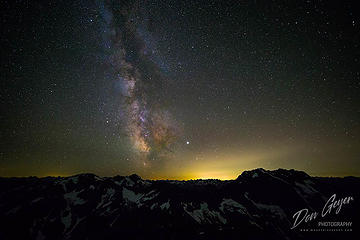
[97,188,115,209]
[142,190,159,201]
[160,200,170,210]
[122,187,143,203]
[64,190,86,205]
[184,202,227,224]
[31,197,43,204]
[62,211,72,232]
[219,198,247,214]
[94,175,103,181]
[125,177,135,187]
[253,202,287,220]
[61,176,79,184]
[295,181,318,195]
[6,206,21,215]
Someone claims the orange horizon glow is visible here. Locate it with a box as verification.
[2,169,359,180]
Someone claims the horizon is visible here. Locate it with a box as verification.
[2,167,359,180]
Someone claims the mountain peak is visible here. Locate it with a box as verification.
[238,168,267,179]
[128,173,142,182]
[237,168,310,181]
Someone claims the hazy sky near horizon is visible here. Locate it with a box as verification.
[1,0,359,179]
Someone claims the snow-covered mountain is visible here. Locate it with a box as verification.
[0,169,358,240]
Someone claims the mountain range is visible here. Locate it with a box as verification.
[0,168,358,240]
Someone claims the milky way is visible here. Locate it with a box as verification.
[103,1,180,166]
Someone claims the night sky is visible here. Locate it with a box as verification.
[1,0,359,179]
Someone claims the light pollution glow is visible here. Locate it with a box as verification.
[1,134,359,179]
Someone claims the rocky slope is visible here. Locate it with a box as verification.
[0,168,358,240]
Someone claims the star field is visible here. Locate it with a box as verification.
[1,0,359,179]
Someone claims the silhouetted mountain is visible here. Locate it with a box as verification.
[0,169,358,240]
